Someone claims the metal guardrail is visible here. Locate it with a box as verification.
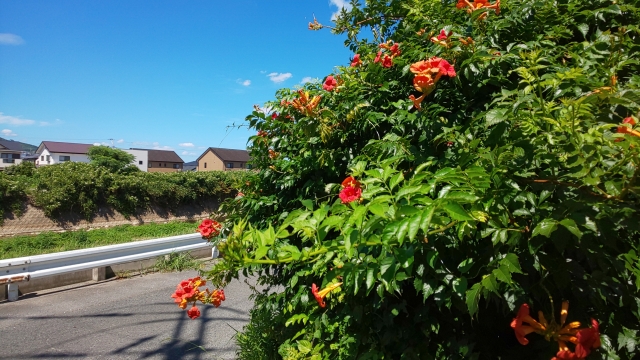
[1,233,213,301]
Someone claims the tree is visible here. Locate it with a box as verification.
[173,0,640,358]
[87,146,137,173]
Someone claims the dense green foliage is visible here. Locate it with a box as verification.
[204,0,640,358]
[87,145,138,173]
[0,162,247,221]
[0,221,200,259]
[0,172,27,225]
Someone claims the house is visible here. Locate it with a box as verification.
[35,141,92,166]
[125,148,184,172]
[196,147,251,171]
[0,138,37,170]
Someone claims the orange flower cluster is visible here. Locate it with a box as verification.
[375,41,401,68]
[268,149,279,160]
[291,89,321,117]
[511,302,601,359]
[459,36,475,46]
[171,277,226,320]
[197,218,222,240]
[311,282,343,308]
[350,54,362,67]
[456,0,500,19]
[408,57,456,110]
[617,116,640,140]
[308,17,322,31]
[431,29,452,47]
[339,176,362,204]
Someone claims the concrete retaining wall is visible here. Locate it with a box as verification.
[1,202,219,237]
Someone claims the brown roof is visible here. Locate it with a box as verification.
[39,141,93,154]
[131,148,184,163]
[199,147,250,162]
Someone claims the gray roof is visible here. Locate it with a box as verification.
[0,138,37,152]
[131,148,183,163]
[39,141,93,154]
[199,147,250,162]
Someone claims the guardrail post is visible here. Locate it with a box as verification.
[7,283,19,302]
[92,267,106,281]
[212,247,219,259]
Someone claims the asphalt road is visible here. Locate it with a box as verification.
[0,270,256,360]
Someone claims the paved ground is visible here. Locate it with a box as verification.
[0,270,256,359]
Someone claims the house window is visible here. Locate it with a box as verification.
[226,162,233,169]
[46,155,50,161]
[139,160,143,165]
[41,155,44,161]
[173,163,180,169]
[149,163,152,168]
[59,156,70,162]
[247,164,253,169]
[204,162,207,169]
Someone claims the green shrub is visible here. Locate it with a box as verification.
[2,161,248,221]
[203,0,640,358]
[0,172,27,224]
[88,145,138,173]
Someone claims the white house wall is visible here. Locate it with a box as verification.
[123,149,148,172]
[36,149,90,166]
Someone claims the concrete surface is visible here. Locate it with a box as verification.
[0,270,256,359]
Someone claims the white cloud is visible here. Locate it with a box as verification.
[181,151,197,156]
[1,129,17,137]
[0,33,24,45]
[116,139,124,143]
[153,145,174,151]
[301,76,314,84]
[0,112,36,126]
[267,72,292,83]
[179,142,195,148]
[237,79,251,86]
[260,70,267,74]
[329,0,353,20]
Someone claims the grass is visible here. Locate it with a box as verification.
[154,252,201,272]
[0,221,200,259]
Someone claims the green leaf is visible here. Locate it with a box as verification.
[485,108,508,127]
[559,218,583,240]
[458,258,474,273]
[368,203,388,218]
[297,340,312,354]
[481,274,500,295]
[380,257,395,275]
[443,202,474,221]
[532,218,558,238]
[407,213,421,241]
[366,267,375,291]
[389,172,404,191]
[396,185,423,201]
[501,253,523,274]
[395,271,409,281]
[452,277,467,297]
[466,282,483,316]
[301,199,314,210]
[254,246,269,260]
[492,265,513,285]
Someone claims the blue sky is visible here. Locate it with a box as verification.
[0,0,355,161]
